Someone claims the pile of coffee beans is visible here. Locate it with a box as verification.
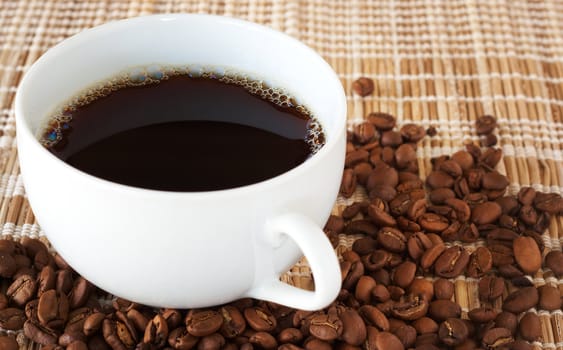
[1,106,563,350]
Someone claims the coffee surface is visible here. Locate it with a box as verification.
[43,73,321,191]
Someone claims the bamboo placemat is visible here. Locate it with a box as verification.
[0,0,561,349]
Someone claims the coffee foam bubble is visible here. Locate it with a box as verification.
[40,65,325,153]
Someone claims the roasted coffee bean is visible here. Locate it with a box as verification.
[380,131,403,148]
[0,336,18,350]
[6,274,36,307]
[438,318,468,346]
[37,289,69,329]
[494,312,518,335]
[372,284,391,303]
[369,184,397,202]
[395,144,416,168]
[534,192,563,215]
[513,236,541,275]
[519,205,538,226]
[355,276,376,304]
[248,331,277,348]
[277,327,303,344]
[503,287,539,313]
[538,285,561,311]
[68,277,90,309]
[367,166,399,190]
[55,269,73,295]
[478,275,505,302]
[125,309,149,333]
[434,246,469,278]
[425,171,454,189]
[471,201,502,225]
[433,279,454,300]
[482,327,513,349]
[466,247,493,278]
[59,331,87,347]
[428,188,455,205]
[244,307,276,332]
[83,312,105,336]
[444,198,470,222]
[377,227,406,252]
[489,244,515,267]
[389,193,411,216]
[0,253,17,278]
[368,204,396,227]
[308,312,343,341]
[407,198,427,221]
[482,133,497,147]
[346,219,378,236]
[545,250,563,277]
[412,317,438,334]
[353,162,372,185]
[342,260,364,290]
[198,333,226,350]
[428,300,461,321]
[367,112,396,131]
[476,115,497,135]
[351,237,377,256]
[339,308,366,346]
[352,77,374,96]
[396,216,421,232]
[518,312,541,342]
[392,296,428,321]
[114,311,138,348]
[186,310,223,337]
[407,232,433,261]
[345,149,369,168]
[219,305,246,339]
[0,307,25,330]
[480,147,503,169]
[37,265,56,297]
[393,324,416,348]
[418,213,449,233]
[354,122,376,144]
[65,307,92,334]
[482,172,509,191]
[517,187,536,205]
[392,261,416,289]
[143,314,168,347]
[168,327,199,350]
[420,243,446,271]
[340,169,357,198]
[302,337,331,350]
[359,305,389,331]
[388,286,405,301]
[21,237,48,259]
[400,124,425,143]
[34,249,54,270]
[467,307,497,323]
[365,331,404,350]
[436,160,462,179]
[23,318,59,345]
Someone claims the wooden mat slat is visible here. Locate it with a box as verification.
[0,0,561,348]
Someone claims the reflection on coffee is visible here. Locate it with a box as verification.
[40,66,325,191]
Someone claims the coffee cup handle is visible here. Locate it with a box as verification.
[245,213,341,310]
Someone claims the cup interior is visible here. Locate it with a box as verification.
[17,14,346,159]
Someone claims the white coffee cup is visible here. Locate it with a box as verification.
[15,14,346,310]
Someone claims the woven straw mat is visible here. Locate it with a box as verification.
[0,0,562,349]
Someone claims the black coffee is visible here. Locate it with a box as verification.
[41,68,324,191]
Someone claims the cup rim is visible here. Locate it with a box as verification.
[15,14,347,198]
